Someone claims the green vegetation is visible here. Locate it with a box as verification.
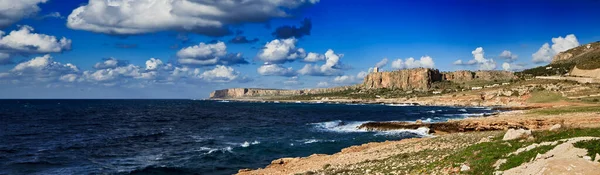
[573,49,600,70]
[516,62,575,78]
[529,106,600,115]
[499,145,556,170]
[574,139,600,161]
[527,90,565,103]
[439,127,600,174]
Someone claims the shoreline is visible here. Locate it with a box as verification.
[234,101,600,174]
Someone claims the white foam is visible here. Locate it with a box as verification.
[426,110,436,114]
[240,141,261,147]
[199,146,233,155]
[385,103,414,107]
[311,120,370,133]
[375,127,431,137]
[458,108,468,112]
[217,100,230,103]
[299,139,336,144]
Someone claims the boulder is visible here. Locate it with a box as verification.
[270,157,298,165]
[502,129,532,141]
[460,164,471,171]
[549,124,562,131]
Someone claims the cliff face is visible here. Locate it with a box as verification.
[570,66,600,79]
[363,68,442,91]
[209,86,357,99]
[210,68,517,99]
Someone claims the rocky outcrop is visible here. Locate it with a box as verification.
[363,68,516,91]
[570,66,600,79]
[443,70,475,82]
[473,71,518,81]
[552,42,600,64]
[363,68,443,91]
[210,86,357,99]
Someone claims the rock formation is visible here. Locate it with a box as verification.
[363,68,443,91]
[209,86,357,99]
[209,68,517,99]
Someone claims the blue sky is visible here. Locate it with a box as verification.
[0,0,599,98]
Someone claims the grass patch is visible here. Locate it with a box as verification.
[527,91,565,103]
[499,145,556,170]
[574,139,600,161]
[529,106,600,115]
[437,127,600,174]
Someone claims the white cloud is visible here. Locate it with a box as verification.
[145,58,163,71]
[391,56,436,70]
[198,65,239,82]
[455,47,496,70]
[333,75,356,84]
[177,41,247,66]
[0,0,48,28]
[303,52,325,62]
[0,26,72,63]
[357,71,369,79]
[298,49,344,76]
[316,81,329,88]
[283,76,303,86]
[499,50,518,62]
[257,64,297,77]
[257,38,305,63]
[66,0,318,35]
[502,62,525,71]
[2,54,79,83]
[375,58,388,68]
[532,34,580,63]
[391,59,405,69]
[93,58,124,69]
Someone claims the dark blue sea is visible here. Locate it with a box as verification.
[0,100,497,175]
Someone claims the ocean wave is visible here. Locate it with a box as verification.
[310,120,370,133]
[310,120,432,137]
[458,108,468,112]
[384,103,415,107]
[374,127,431,137]
[240,141,261,148]
[299,139,336,144]
[198,146,233,155]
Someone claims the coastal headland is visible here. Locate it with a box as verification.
[213,42,600,174]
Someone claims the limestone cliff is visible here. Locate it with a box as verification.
[363,68,442,91]
[209,86,357,99]
[210,68,517,99]
[552,42,600,64]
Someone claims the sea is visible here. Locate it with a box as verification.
[0,100,498,175]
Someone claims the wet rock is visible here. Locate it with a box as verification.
[238,168,252,173]
[502,129,532,141]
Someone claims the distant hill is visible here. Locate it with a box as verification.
[518,41,600,78]
[552,41,600,70]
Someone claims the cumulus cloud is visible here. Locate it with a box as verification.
[177,41,248,66]
[499,50,518,62]
[391,56,436,69]
[298,49,344,76]
[1,54,79,83]
[229,36,259,44]
[198,65,240,82]
[0,55,252,87]
[272,18,311,39]
[282,76,303,86]
[93,58,128,69]
[502,62,526,71]
[454,47,496,70]
[257,64,297,77]
[532,34,579,63]
[66,0,318,36]
[316,81,329,88]
[303,52,325,62]
[0,26,72,64]
[375,58,388,68]
[257,38,306,63]
[0,0,48,28]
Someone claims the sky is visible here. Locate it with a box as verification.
[0,0,599,99]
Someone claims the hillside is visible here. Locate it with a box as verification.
[518,41,600,78]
